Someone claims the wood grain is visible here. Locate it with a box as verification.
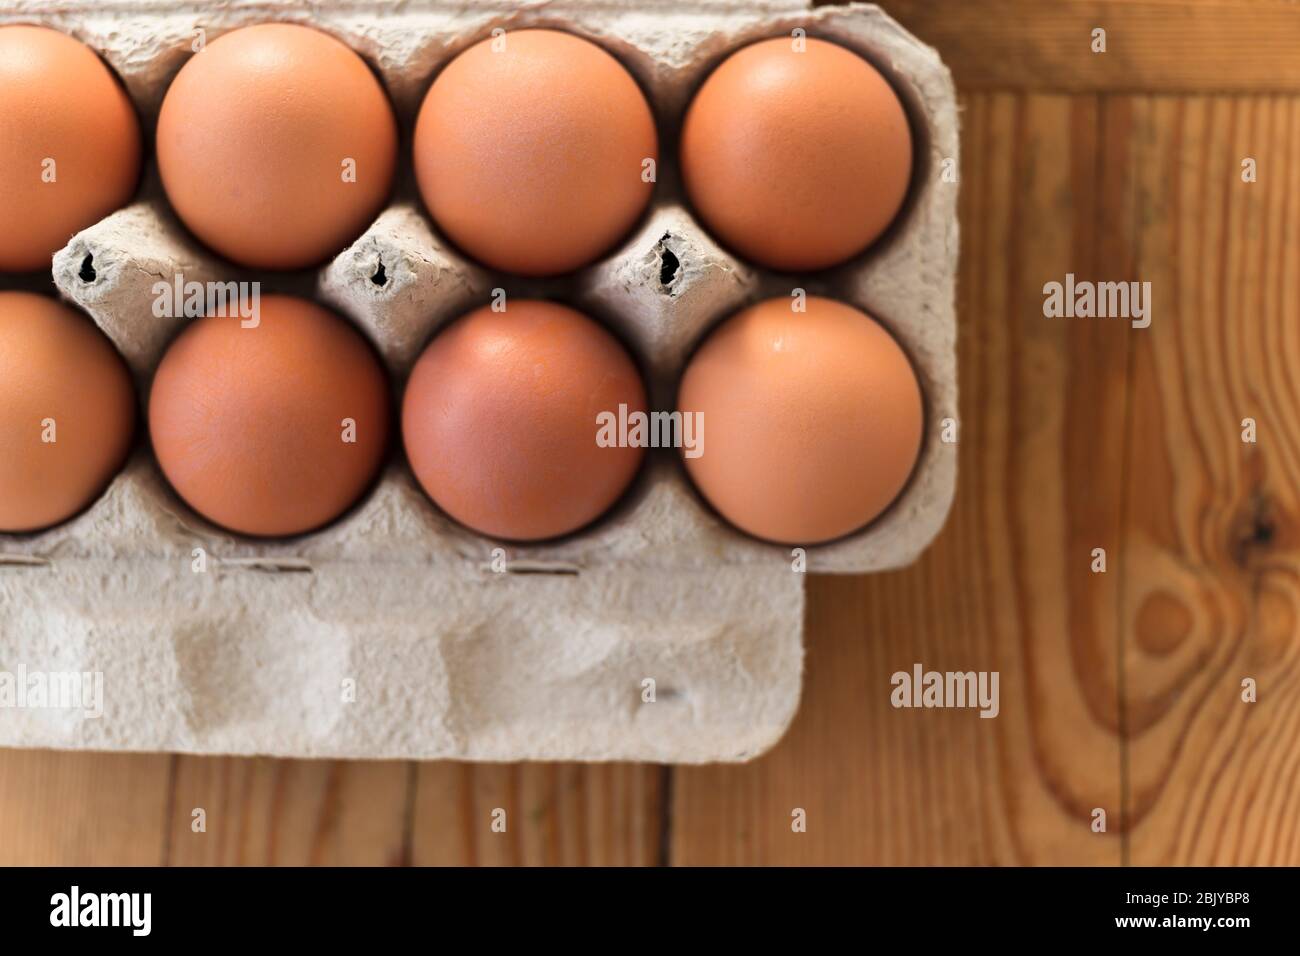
[0,750,171,865]
[163,756,411,865]
[409,763,664,866]
[1120,94,1300,864]
[886,0,1300,93]
[671,92,1129,865]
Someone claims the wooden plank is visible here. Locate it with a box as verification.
[1122,94,1300,864]
[0,750,171,865]
[884,0,1300,93]
[0,749,666,865]
[410,763,664,866]
[163,756,411,866]
[671,92,1129,865]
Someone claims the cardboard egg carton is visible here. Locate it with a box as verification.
[0,0,957,762]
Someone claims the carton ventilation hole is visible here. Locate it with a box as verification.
[0,554,52,569]
[220,557,314,574]
[477,558,582,576]
[658,242,680,295]
[78,254,96,283]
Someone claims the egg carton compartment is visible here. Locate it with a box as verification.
[0,0,957,761]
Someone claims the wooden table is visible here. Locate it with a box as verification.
[3,0,1298,866]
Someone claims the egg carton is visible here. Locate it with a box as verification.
[0,0,957,761]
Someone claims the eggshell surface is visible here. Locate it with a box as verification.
[0,292,136,532]
[148,295,390,537]
[403,300,647,541]
[680,37,913,272]
[677,296,923,545]
[0,25,141,273]
[156,23,397,270]
[413,29,658,276]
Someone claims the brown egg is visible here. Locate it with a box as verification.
[149,295,390,537]
[413,29,657,276]
[0,26,141,273]
[681,37,913,271]
[156,23,397,270]
[677,296,922,545]
[0,293,136,532]
[403,300,646,541]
